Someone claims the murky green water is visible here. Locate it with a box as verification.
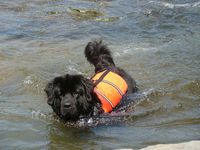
[0,0,200,149]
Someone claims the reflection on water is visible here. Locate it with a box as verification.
[0,0,200,149]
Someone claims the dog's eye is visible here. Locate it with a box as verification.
[73,93,79,98]
[54,90,61,98]
[73,89,84,98]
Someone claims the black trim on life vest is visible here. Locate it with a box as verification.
[100,80,124,96]
[94,88,114,108]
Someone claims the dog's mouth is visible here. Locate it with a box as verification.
[60,113,79,121]
[59,106,80,121]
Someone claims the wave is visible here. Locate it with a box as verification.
[149,1,200,9]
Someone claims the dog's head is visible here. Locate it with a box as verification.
[44,74,96,121]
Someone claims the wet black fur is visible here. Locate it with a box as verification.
[45,40,137,121]
[45,74,101,121]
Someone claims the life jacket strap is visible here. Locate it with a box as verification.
[93,69,110,87]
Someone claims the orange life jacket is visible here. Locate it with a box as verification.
[91,70,128,113]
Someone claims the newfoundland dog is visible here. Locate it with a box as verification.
[45,40,138,121]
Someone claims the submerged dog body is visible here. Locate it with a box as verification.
[45,41,138,121]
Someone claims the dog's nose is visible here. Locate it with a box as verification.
[64,103,72,109]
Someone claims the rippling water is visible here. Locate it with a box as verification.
[0,0,200,149]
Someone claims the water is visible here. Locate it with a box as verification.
[0,0,200,149]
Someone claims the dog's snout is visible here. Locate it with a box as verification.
[64,103,72,109]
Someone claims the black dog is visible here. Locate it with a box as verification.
[45,41,138,121]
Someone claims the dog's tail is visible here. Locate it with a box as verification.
[84,40,115,66]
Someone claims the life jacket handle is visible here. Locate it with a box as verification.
[92,69,110,87]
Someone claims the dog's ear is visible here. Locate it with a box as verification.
[80,77,93,102]
[44,82,54,106]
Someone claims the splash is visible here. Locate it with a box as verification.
[75,89,157,127]
[31,110,47,119]
[23,76,33,85]
[31,88,161,127]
